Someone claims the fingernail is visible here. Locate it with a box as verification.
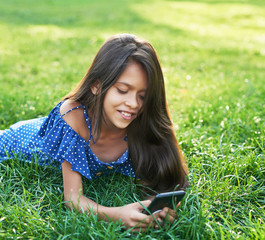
[158,217,163,223]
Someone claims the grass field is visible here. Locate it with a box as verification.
[0,0,264,239]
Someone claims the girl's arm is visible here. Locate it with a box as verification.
[62,161,155,231]
[59,101,173,229]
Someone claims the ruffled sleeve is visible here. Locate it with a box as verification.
[37,102,92,179]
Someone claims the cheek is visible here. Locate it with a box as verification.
[104,91,122,108]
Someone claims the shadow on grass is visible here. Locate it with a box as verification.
[0,0,184,35]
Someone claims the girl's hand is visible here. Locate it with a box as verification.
[111,200,156,231]
[154,202,181,227]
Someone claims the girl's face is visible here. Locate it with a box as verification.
[102,61,147,132]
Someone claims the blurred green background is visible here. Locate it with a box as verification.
[1,0,264,129]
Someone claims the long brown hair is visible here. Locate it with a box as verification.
[64,34,188,192]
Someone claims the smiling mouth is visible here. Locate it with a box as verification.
[121,111,132,117]
[119,111,135,120]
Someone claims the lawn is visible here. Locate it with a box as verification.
[0,0,264,239]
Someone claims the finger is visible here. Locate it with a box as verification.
[130,221,155,232]
[137,200,152,215]
[165,215,175,223]
[167,208,177,218]
[138,200,152,209]
[151,209,162,217]
[132,215,156,227]
[159,208,176,222]
[164,211,175,223]
[148,211,166,224]
[135,218,153,227]
[133,222,150,228]
[157,217,163,224]
[162,207,176,217]
[159,208,169,219]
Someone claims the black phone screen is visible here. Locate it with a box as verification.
[142,190,185,215]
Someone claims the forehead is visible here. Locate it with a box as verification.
[115,62,147,91]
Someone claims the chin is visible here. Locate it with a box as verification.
[114,122,131,130]
[116,124,130,130]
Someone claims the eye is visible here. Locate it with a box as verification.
[139,95,145,101]
[117,88,127,94]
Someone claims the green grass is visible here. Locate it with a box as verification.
[0,0,264,239]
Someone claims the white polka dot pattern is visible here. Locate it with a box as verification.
[0,101,135,179]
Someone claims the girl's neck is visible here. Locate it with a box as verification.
[90,122,128,163]
[99,122,127,140]
[90,117,127,142]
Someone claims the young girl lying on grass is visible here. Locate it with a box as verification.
[0,33,188,231]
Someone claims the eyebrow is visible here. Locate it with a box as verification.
[116,82,147,92]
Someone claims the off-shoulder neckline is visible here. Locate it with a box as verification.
[56,100,129,164]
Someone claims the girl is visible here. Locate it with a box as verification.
[0,33,188,231]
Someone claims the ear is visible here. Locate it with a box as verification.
[91,81,101,95]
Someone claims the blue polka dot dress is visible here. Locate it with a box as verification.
[0,101,135,180]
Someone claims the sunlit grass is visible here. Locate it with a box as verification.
[0,0,264,239]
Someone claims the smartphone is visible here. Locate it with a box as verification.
[142,190,185,215]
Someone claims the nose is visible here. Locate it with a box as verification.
[125,94,139,109]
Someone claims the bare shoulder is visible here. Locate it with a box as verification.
[60,99,90,140]
[60,99,82,114]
